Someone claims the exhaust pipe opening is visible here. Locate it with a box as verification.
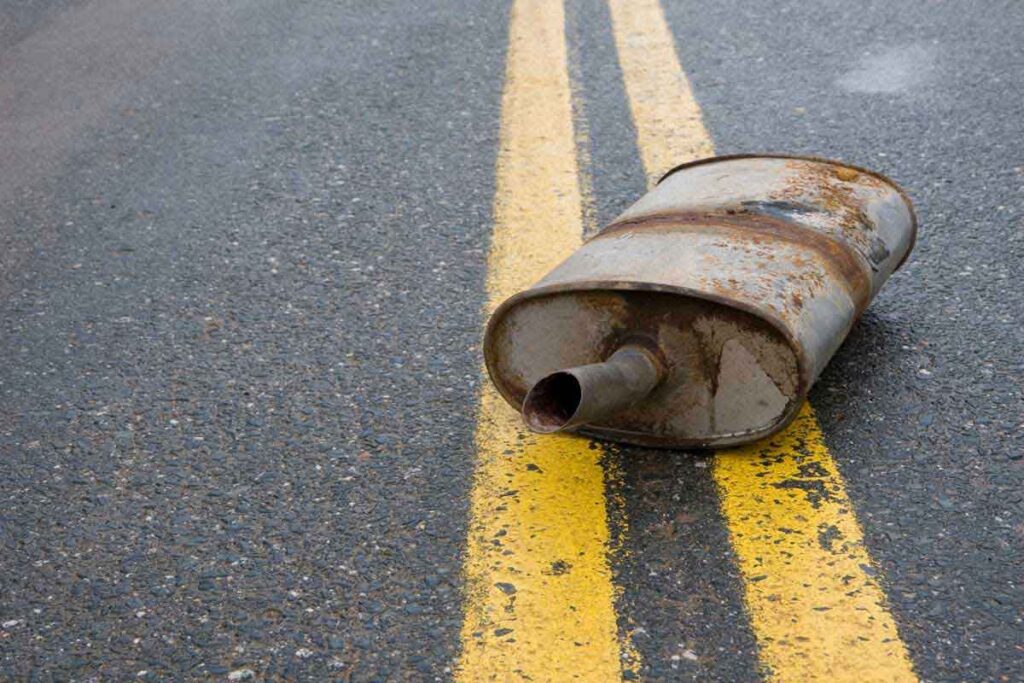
[521,345,664,435]
[523,372,582,433]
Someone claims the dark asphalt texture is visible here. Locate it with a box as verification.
[1,0,1022,681]
[1,0,505,679]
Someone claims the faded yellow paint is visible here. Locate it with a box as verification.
[456,0,631,679]
[607,0,714,186]
[609,0,917,680]
[717,405,917,681]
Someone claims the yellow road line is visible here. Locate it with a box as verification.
[456,0,630,679]
[607,0,713,186]
[717,405,916,681]
[608,0,917,680]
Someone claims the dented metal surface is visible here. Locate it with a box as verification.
[484,155,916,448]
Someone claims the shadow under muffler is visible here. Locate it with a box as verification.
[484,154,916,449]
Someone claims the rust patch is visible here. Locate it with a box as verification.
[653,152,917,272]
[489,285,800,445]
[599,212,872,312]
[776,159,883,260]
[834,166,860,182]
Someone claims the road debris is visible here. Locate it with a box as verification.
[485,155,916,448]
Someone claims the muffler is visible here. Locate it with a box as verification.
[484,154,916,449]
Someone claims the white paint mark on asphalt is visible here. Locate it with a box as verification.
[837,44,936,93]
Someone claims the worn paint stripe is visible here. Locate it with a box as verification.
[456,0,628,679]
[717,405,916,681]
[607,0,713,187]
[608,0,917,680]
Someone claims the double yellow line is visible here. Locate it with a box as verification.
[458,0,917,680]
[457,1,625,678]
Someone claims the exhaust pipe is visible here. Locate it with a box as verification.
[522,345,664,433]
[484,154,917,449]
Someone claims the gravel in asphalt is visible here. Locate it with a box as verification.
[1,0,506,678]
[1,0,1021,680]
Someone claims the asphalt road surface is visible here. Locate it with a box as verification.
[1,0,1021,681]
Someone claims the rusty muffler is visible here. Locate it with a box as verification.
[484,154,916,449]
